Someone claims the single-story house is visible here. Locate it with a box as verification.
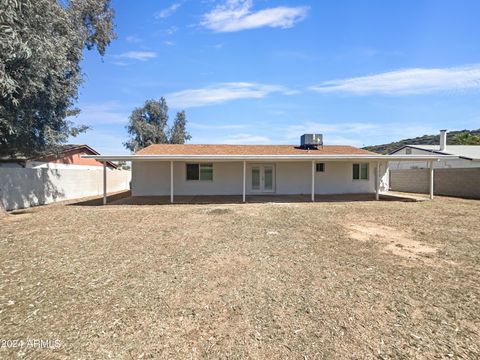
[0,144,117,170]
[389,130,480,199]
[83,134,454,204]
[389,130,480,169]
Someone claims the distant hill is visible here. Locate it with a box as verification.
[364,129,480,154]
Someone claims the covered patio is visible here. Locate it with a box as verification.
[83,152,456,205]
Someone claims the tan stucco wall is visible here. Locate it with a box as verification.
[131,161,387,196]
[390,168,480,199]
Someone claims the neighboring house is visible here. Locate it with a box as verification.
[0,144,117,170]
[0,144,131,210]
[389,130,480,169]
[83,134,451,204]
[389,130,480,199]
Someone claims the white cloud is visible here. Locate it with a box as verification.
[125,35,142,44]
[166,26,179,35]
[72,102,130,125]
[220,133,271,144]
[320,135,363,147]
[280,121,382,146]
[166,82,294,108]
[310,65,480,95]
[189,123,248,130]
[111,61,129,67]
[117,51,157,61]
[72,130,131,155]
[155,3,182,19]
[201,0,309,32]
[286,121,378,135]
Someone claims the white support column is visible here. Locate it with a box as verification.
[375,161,380,201]
[385,161,390,192]
[242,161,246,203]
[311,161,315,202]
[170,161,174,204]
[429,160,434,200]
[103,161,107,205]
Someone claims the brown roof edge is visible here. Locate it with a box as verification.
[40,144,118,169]
[135,144,376,156]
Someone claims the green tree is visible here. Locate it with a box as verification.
[169,111,191,144]
[0,0,115,157]
[452,132,480,145]
[124,98,169,152]
[124,98,191,152]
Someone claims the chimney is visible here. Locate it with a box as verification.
[439,129,447,151]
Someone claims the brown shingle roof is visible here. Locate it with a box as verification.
[136,144,375,156]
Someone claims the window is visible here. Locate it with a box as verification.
[186,163,213,181]
[353,163,369,180]
[316,163,325,172]
[406,148,412,155]
[186,164,199,180]
[199,164,213,181]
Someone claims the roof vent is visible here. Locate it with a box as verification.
[300,134,323,149]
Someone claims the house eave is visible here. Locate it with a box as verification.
[82,154,458,162]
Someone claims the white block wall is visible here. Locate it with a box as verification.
[0,168,131,210]
[131,161,385,196]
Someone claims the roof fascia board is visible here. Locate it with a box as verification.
[82,154,458,161]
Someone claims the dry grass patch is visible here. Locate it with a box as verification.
[0,197,479,359]
[346,222,438,263]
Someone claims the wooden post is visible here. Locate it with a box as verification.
[170,161,174,204]
[242,160,246,203]
[311,161,315,202]
[429,160,434,200]
[375,161,380,201]
[103,161,107,205]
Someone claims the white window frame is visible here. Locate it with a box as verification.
[316,163,325,172]
[186,163,213,181]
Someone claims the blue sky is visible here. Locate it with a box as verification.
[72,0,480,154]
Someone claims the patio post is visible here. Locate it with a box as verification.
[429,160,434,200]
[311,160,315,202]
[242,160,246,203]
[375,161,380,201]
[103,161,107,205]
[170,161,174,204]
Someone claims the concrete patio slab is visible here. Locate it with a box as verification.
[95,192,425,205]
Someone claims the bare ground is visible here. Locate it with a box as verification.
[0,197,479,359]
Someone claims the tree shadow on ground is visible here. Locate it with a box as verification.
[68,191,131,206]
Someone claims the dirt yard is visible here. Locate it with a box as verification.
[1,197,479,359]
